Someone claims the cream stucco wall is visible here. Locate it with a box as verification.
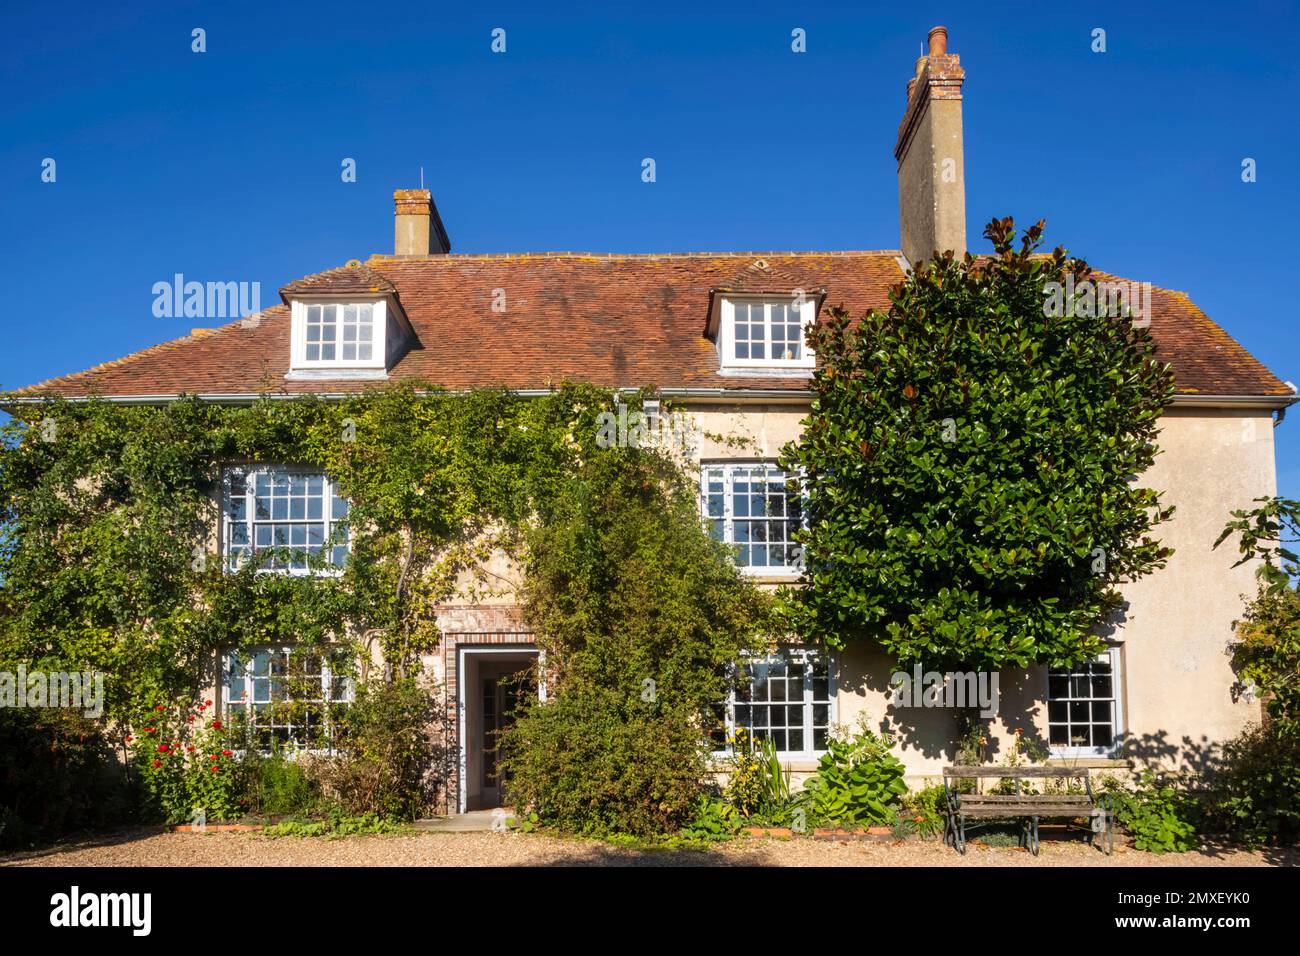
[675,399,1279,782]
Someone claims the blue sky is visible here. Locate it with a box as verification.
[3,0,1298,496]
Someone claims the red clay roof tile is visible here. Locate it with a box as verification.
[8,252,1291,401]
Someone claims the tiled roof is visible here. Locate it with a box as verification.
[8,251,1292,401]
[279,260,396,298]
[714,259,826,295]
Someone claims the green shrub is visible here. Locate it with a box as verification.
[0,708,130,849]
[901,784,947,838]
[261,809,401,839]
[722,731,765,818]
[129,698,248,824]
[503,439,771,838]
[795,721,907,827]
[242,751,321,817]
[1106,771,1199,853]
[324,678,445,821]
[679,794,742,842]
[503,685,708,837]
[1206,724,1300,847]
[724,729,792,824]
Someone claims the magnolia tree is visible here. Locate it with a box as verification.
[781,218,1176,673]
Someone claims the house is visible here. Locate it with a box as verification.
[10,27,1293,813]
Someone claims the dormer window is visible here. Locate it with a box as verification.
[305,303,375,363]
[719,297,816,371]
[280,261,414,379]
[291,299,388,372]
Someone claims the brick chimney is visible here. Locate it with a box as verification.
[393,189,451,256]
[894,26,966,267]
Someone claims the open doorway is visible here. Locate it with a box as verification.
[457,646,539,812]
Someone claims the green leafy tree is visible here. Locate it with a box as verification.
[502,436,773,837]
[781,217,1176,671]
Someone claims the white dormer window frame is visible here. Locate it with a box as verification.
[289,297,389,372]
[718,296,817,370]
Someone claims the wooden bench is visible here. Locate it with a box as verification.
[942,766,1113,856]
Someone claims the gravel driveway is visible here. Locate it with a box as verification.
[2,829,1294,867]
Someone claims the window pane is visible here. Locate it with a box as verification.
[1047,654,1118,753]
[702,463,801,572]
[726,648,827,755]
[226,469,349,572]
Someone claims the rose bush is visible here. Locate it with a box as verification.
[129,698,247,823]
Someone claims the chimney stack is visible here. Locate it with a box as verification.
[393,189,451,256]
[894,25,966,267]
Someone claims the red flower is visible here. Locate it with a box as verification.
[211,720,222,729]
[144,726,155,734]
[222,749,233,757]
[210,766,219,773]
[187,715,195,722]
[186,746,195,753]
[157,745,168,754]
[155,705,165,712]
[124,735,134,743]
[152,760,162,768]
[210,755,219,762]
[205,699,213,707]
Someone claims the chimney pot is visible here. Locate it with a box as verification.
[393,188,451,256]
[928,25,948,56]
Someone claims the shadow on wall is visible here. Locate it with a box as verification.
[1119,731,1220,776]
[842,658,1049,765]
[839,650,1227,776]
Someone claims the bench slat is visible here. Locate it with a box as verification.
[961,794,1092,804]
[959,810,1098,817]
[943,766,1089,778]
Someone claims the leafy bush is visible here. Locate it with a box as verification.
[0,708,130,849]
[504,685,710,837]
[503,438,770,838]
[1106,771,1199,853]
[724,729,792,823]
[901,784,947,838]
[261,809,401,839]
[323,678,445,821]
[795,721,907,827]
[129,698,247,823]
[1206,724,1300,847]
[679,794,742,842]
[241,751,321,817]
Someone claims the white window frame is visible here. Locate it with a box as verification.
[719,296,816,370]
[701,461,804,576]
[221,465,350,576]
[220,645,354,754]
[1046,647,1124,758]
[714,646,836,760]
[289,298,388,371]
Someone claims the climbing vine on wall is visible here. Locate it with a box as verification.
[0,382,659,726]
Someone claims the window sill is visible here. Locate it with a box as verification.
[716,367,814,378]
[741,569,803,584]
[709,755,822,774]
[285,368,389,381]
[225,566,345,579]
[1046,755,1129,768]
